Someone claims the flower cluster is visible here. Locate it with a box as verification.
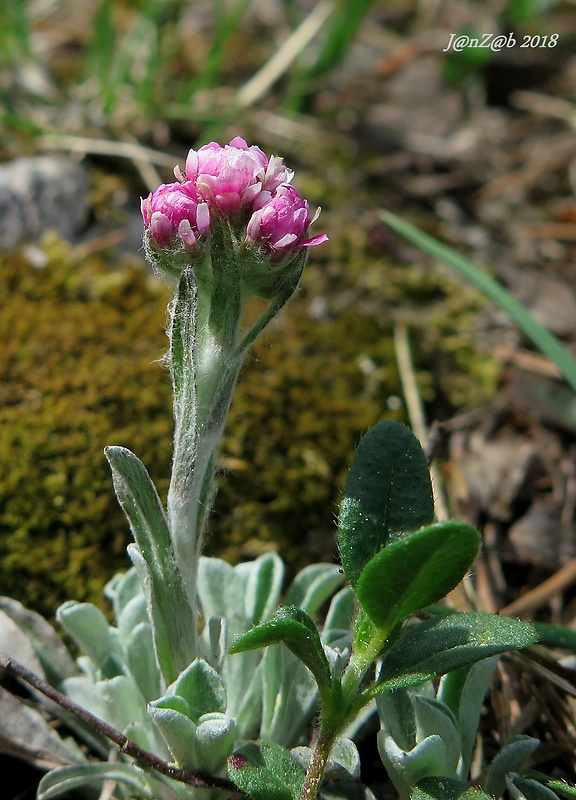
[141,137,327,256]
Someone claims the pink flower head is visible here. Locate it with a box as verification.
[175,137,293,216]
[246,185,328,255]
[141,182,210,248]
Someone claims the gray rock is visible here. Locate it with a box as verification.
[0,156,89,250]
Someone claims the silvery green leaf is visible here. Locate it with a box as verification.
[125,621,162,703]
[202,615,227,672]
[507,775,560,800]
[377,689,417,752]
[413,696,461,777]
[128,543,196,685]
[260,646,318,747]
[64,674,149,738]
[199,560,264,727]
[484,737,541,798]
[0,596,77,684]
[0,686,86,768]
[227,653,263,738]
[244,553,285,624]
[104,446,172,575]
[148,702,198,771]
[324,643,349,680]
[153,693,190,715]
[108,445,198,682]
[61,676,106,720]
[124,719,169,758]
[438,658,499,777]
[105,568,142,621]
[56,601,120,673]
[117,592,149,642]
[285,564,345,615]
[0,608,45,677]
[322,588,355,641]
[377,731,447,800]
[198,557,246,623]
[170,658,226,723]
[193,712,237,774]
[37,762,159,800]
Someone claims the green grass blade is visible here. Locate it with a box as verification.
[308,0,375,79]
[381,210,576,393]
[0,0,31,63]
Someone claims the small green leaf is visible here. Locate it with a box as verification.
[338,421,434,587]
[228,741,305,800]
[170,658,226,723]
[484,736,541,798]
[529,775,576,800]
[413,776,492,800]
[229,605,331,690]
[376,613,538,692]
[357,522,480,636]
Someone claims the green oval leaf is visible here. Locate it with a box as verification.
[357,521,480,636]
[376,612,539,692]
[228,742,305,800]
[337,421,434,587]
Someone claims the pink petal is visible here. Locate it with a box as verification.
[178,219,196,247]
[302,233,329,247]
[196,202,211,234]
[150,211,173,244]
[185,149,199,179]
[228,136,249,149]
[273,233,298,249]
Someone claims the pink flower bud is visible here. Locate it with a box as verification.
[246,185,328,255]
[176,138,293,215]
[141,182,210,247]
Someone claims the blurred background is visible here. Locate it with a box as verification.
[1,0,576,625]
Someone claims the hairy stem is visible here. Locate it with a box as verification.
[301,723,338,800]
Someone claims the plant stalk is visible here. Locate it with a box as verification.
[301,723,338,800]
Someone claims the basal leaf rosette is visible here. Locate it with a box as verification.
[141,136,327,296]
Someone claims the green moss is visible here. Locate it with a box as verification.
[0,238,173,617]
[0,223,498,618]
